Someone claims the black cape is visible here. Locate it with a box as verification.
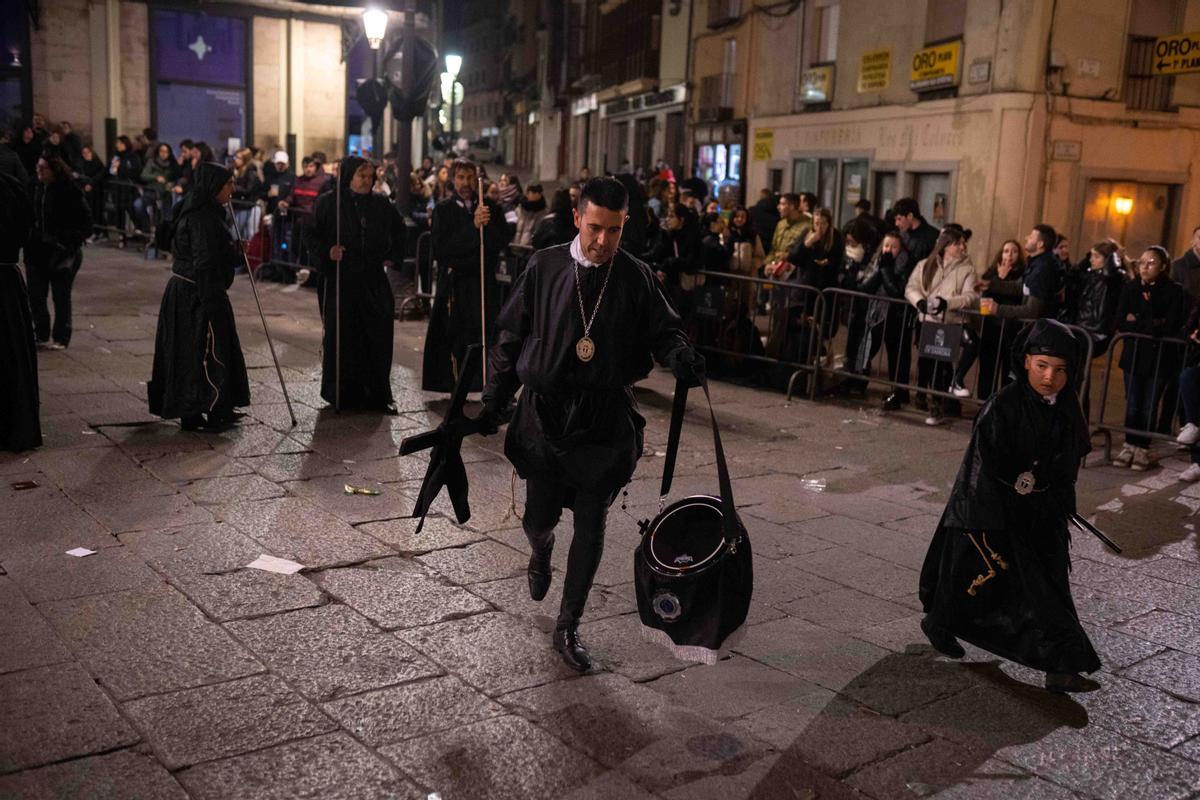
[304,157,404,409]
[421,193,511,392]
[0,173,41,452]
[919,375,1100,675]
[483,243,691,497]
[148,163,251,419]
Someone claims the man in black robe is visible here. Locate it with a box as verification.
[0,172,41,452]
[304,156,405,412]
[422,158,512,393]
[478,177,705,671]
[148,163,250,431]
[919,318,1101,694]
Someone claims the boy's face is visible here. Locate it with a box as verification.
[1024,354,1069,397]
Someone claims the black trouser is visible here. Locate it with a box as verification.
[523,474,611,629]
[26,248,82,346]
[881,306,915,400]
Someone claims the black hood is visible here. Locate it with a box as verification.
[1011,318,1086,383]
[180,162,232,217]
[339,156,368,194]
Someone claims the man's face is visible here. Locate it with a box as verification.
[275,160,288,173]
[303,162,317,177]
[894,213,914,233]
[32,114,45,131]
[35,159,52,184]
[572,201,627,263]
[453,167,477,200]
[349,163,374,194]
[1025,354,1069,397]
[777,198,795,220]
[525,187,542,203]
[1025,229,1043,254]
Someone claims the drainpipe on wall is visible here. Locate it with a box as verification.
[103,0,121,160]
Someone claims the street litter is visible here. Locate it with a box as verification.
[801,478,827,492]
[246,554,304,574]
[344,484,381,496]
[66,548,96,557]
[10,481,38,491]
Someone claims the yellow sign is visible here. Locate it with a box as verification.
[1152,32,1200,75]
[858,49,891,93]
[800,65,834,104]
[910,40,962,91]
[753,129,773,160]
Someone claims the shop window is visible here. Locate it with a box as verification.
[634,117,655,174]
[151,9,248,158]
[839,159,868,225]
[912,172,951,227]
[873,172,898,216]
[0,0,29,134]
[767,168,783,194]
[814,1,839,64]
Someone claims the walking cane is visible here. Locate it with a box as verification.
[226,203,297,428]
[477,175,487,388]
[334,163,343,412]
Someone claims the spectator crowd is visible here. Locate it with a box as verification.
[4,112,1200,480]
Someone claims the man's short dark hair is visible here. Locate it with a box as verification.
[1055,233,1067,246]
[180,138,194,150]
[1033,224,1058,251]
[578,176,628,212]
[855,199,872,213]
[143,127,157,140]
[892,197,921,219]
[799,192,817,210]
[781,192,800,207]
[527,183,543,194]
[450,157,478,178]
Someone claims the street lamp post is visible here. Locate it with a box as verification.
[445,53,462,153]
[361,7,389,159]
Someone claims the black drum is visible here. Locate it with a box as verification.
[634,381,753,664]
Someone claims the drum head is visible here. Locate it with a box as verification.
[646,495,727,577]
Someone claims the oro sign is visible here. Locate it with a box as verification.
[910,40,962,91]
[1152,32,1200,75]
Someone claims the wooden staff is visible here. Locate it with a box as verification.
[478,174,487,388]
[335,161,342,412]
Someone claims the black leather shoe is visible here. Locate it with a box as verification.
[528,544,553,602]
[1045,672,1101,694]
[881,392,903,411]
[180,414,206,432]
[553,624,592,672]
[921,616,965,659]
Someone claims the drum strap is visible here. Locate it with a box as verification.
[659,378,740,539]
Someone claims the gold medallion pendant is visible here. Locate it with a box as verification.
[576,336,596,362]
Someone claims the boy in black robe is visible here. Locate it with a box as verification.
[148,163,250,431]
[305,156,405,412]
[478,177,705,671]
[422,159,512,393]
[0,172,41,452]
[919,318,1101,694]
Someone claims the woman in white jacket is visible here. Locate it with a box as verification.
[904,226,980,425]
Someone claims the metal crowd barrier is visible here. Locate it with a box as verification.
[81,178,169,254]
[397,230,434,320]
[1093,331,1196,460]
[692,269,825,401]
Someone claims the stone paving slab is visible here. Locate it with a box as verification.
[1115,609,1200,656]
[0,662,138,773]
[315,559,492,630]
[0,749,187,799]
[322,674,505,746]
[40,584,264,700]
[243,451,351,483]
[226,604,441,702]
[380,715,605,800]
[398,612,570,696]
[0,576,73,674]
[733,616,890,693]
[176,732,422,800]
[30,445,148,487]
[3,546,163,604]
[283,474,416,525]
[778,587,915,633]
[470,575,635,632]
[217,497,394,568]
[122,674,336,769]
[172,570,327,622]
[357,514,487,555]
[415,539,529,584]
[1120,648,1200,702]
[182,474,288,506]
[140,449,256,483]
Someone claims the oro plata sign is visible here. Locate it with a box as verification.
[1152,32,1200,75]
[910,40,962,91]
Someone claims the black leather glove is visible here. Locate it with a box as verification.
[915,298,928,315]
[474,398,510,437]
[671,348,706,388]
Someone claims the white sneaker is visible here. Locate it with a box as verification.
[1180,463,1200,482]
[1177,423,1200,446]
[1130,447,1152,472]
[296,268,310,285]
[924,415,946,426]
[950,382,970,398]
[1112,444,1135,467]
[46,342,66,351]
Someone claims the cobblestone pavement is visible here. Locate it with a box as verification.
[3,245,1200,799]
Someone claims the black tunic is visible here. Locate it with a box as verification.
[422,195,512,392]
[0,173,41,452]
[304,182,404,408]
[148,165,250,420]
[919,378,1100,675]
[483,244,690,496]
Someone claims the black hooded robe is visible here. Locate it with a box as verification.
[148,163,250,420]
[0,172,41,452]
[304,157,405,409]
[919,322,1100,675]
[422,193,512,393]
